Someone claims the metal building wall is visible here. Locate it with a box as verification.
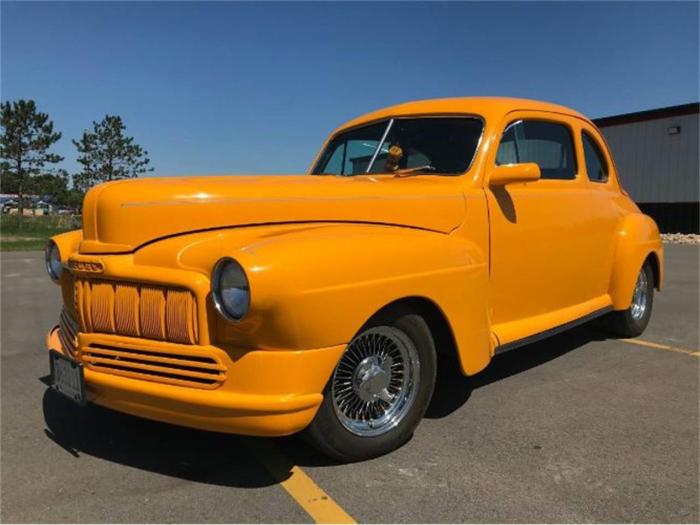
[594,106,699,233]
[597,113,698,203]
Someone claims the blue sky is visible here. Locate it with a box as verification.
[2,1,698,177]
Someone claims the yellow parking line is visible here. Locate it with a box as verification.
[247,439,356,524]
[244,337,697,524]
[621,338,699,357]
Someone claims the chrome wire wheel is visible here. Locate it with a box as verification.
[331,327,420,437]
[630,269,649,321]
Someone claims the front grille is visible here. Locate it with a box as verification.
[58,308,79,356]
[74,279,199,345]
[61,272,78,320]
[82,343,226,388]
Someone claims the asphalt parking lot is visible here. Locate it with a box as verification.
[1,245,698,523]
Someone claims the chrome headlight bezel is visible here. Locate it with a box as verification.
[45,240,63,283]
[211,257,250,322]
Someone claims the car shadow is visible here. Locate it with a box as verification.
[424,322,611,419]
[42,323,613,474]
[42,388,285,488]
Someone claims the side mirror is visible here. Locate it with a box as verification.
[489,163,541,186]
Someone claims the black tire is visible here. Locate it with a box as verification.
[604,261,654,338]
[304,313,437,462]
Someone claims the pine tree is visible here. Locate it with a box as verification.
[73,115,152,190]
[0,100,64,223]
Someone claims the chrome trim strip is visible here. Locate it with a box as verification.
[494,306,612,355]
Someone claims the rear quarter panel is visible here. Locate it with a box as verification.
[579,121,665,308]
[608,206,664,309]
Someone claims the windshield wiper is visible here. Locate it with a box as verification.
[393,165,436,177]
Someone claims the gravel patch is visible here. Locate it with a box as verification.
[661,233,700,245]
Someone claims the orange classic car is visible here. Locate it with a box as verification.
[46,98,663,461]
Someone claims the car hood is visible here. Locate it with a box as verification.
[79,174,466,254]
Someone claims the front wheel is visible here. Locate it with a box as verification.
[604,261,654,338]
[305,314,436,462]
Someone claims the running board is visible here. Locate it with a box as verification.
[494,306,612,355]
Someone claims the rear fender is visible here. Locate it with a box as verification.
[609,213,664,310]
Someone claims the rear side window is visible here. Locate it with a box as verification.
[582,131,609,182]
[496,120,577,180]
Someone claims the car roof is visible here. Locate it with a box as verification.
[335,97,590,133]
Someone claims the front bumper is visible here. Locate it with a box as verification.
[47,327,344,436]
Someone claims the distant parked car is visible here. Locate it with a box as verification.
[2,200,18,214]
[56,206,77,215]
[45,97,664,461]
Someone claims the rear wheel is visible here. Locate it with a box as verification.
[604,261,654,337]
[305,314,436,462]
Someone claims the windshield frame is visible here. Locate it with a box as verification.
[311,114,485,177]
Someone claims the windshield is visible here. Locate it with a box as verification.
[312,117,483,176]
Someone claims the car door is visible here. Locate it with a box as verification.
[485,112,607,345]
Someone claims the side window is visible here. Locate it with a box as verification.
[581,131,609,182]
[496,120,577,180]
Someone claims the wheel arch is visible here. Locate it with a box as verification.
[645,251,662,291]
[609,213,664,310]
[361,296,458,357]
[358,295,486,377]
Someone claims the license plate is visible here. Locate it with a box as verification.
[49,350,86,405]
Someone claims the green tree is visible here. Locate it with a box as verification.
[73,115,152,190]
[32,170,70,203]
[64,188,85,210]
[0,100,64,221]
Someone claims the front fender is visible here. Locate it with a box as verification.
[141,223,491,375]
[50,229,83,262]
[609,213,664,310]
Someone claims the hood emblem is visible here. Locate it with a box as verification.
[68,260,104,274]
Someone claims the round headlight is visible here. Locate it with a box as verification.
[212,258,250,321]
[45,241,63,282]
